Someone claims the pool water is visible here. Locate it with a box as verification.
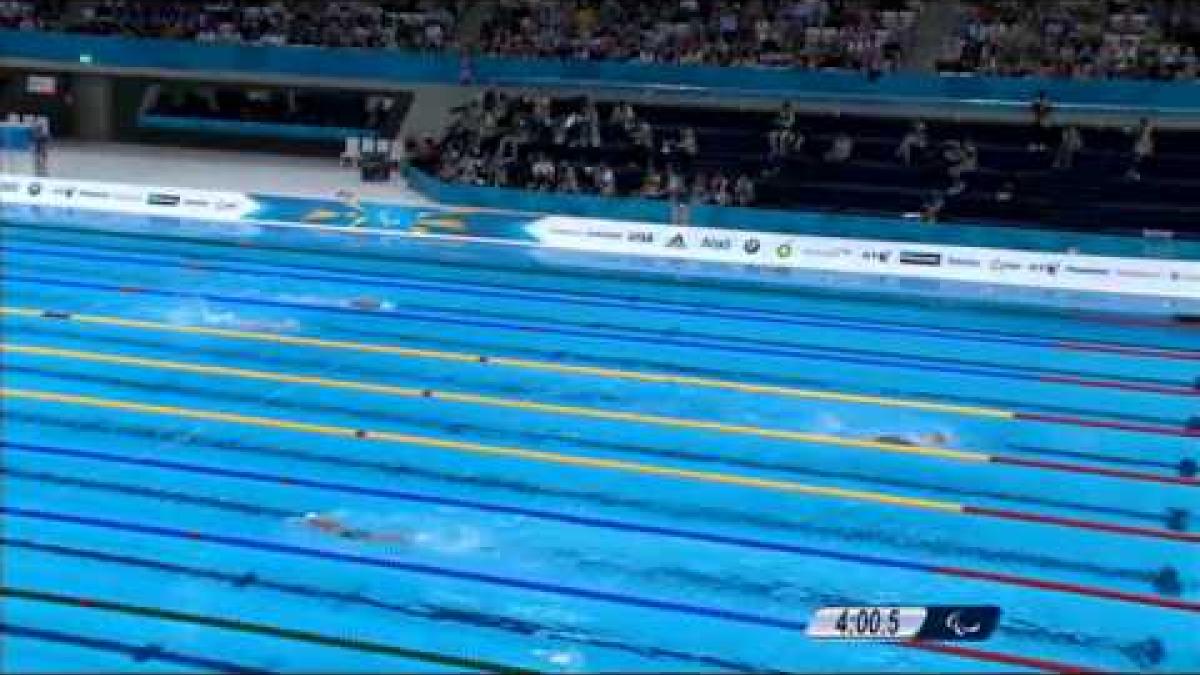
[1,216,1197,673]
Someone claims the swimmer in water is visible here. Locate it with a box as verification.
[347,297,393,311]
[298,512,410,543]
[869,431,952,447]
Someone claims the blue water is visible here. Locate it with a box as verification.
[1,215,1197,673]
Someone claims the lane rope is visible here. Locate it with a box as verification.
[8,240,1197,361]
[8,440,1195,612]
[4,387,1195,542]
[7,342,1192,486]
[0,586,530,674]
[6,275,1192,393]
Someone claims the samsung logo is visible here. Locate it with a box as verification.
[897,251,942,266]
[587,229,623,240]
[0,181,20,193]
[78,190,108,199]
[147,193,181,206]
[990,260,1022,271]
[1116,269,1160,279]
[183,199,210,207]
[946,256,982,268]
[1065,265,1109,276]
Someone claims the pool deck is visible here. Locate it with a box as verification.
[41,140,431,205]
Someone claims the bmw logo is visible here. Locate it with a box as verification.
[744,238,761,254]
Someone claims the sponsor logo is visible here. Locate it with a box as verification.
[743,238,761,254]
[990,259,1022,271]
[897,251,942,266]
[549,226,584,237]
[860,250,892,263]
[27,182,42,196]
[776,243,794,259]
[0,181,20,193]
[587,229,622,240]
[1064,264,1109,276]
[1027,262,1060,276]
[946,256,982,268]
[1169,271,1200,283]
[111,192,141,203]
[183,199,210,207]
[666,233,687,249]
[626,231,654,243]
[147,193,181,207]
[1115,268,1160,279]
[700,236,731,250]
[78,190,109,199]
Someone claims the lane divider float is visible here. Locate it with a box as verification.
[3,387,1196,543]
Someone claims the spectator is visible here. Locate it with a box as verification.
[1126,117,1155,180]
[679,127,699,157]
[946,139,978,194]
[896,120,928,166]
[712,173,732,205]
[734,173,756,206]
[596,163,617,196]
[824,132,855,163]
[640,167,664,198]
[1053,125,1083,169]
[1029,90,1052,152]
[690,171,711,204]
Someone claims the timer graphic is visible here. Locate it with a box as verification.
[807,606,1001,642]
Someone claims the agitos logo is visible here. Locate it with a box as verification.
[666,233,687,249]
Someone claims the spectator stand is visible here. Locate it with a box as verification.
[411,89,1200,238]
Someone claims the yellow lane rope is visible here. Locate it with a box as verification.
[0,306,1014,419]
[1,387,965,513]
[2,343,990,463]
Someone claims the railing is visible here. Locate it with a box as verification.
[404,168,1200,261]
[4,30,1200,118]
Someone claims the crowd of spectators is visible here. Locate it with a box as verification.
[412,90,761,206]
[11,0,1200,82]
[479,0,922,72]
[414,88,1171,227]
[18,0,462,50]
[0,1,39,29]
[938,0,1200,80]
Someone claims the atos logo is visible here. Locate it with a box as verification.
[627,231,654,243]
[861,250,891,263]
[1028,263,1060,276]
[701,236,732,250]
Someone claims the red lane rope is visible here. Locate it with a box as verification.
[1014,412,1198,438]
[1037,375,1198,397]
[992,456,1199,486]
[1057,340,1200,361]
[963,506,1200,543]
[936,566,1200,612]
[905,640,1103,673]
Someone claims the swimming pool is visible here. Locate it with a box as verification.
[1,214,1197,673]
